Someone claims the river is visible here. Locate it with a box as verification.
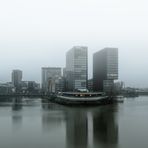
[0,96,148,148]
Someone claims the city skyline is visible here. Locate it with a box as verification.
[0,46,148,88]
[0,1,148,148]
[0,0,148,87]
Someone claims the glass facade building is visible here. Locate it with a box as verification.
[12,70,22,92]
[42,67,61,93]
[66,46,88,91]
[93,48,118,92]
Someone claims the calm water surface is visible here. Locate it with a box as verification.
[0,96,148,148]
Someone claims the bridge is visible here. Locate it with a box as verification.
[0,94,46,98]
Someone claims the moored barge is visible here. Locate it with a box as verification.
[52,92,114,106]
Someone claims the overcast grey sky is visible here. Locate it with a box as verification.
[0,0,148,87]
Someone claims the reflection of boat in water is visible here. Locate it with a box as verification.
[113,96,124,103]
[50,92,115,106]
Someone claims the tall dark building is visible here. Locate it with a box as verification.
[93,48,118,92]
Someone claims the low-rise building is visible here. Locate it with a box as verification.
[0,83,14,95]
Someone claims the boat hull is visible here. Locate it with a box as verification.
[51,95,115,106]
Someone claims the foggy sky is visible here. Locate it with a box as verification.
[0,0,148,88]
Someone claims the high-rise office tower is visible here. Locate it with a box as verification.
[93,48,118,92]
[42,67,61,93]
[66,46,88,91]
[12,70,23,91]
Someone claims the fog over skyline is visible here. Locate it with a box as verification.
[0,0,148,87]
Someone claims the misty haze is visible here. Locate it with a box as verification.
[0,0,148,87]
[0,0,148,148]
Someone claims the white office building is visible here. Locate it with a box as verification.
[66,46,88,91]
[42,67,61,93]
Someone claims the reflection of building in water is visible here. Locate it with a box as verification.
[12,97,23,111]
[12,114,23,130]
[41,99,63,111]
[42,103,65,132]
[66,109,88,148]
[93,106,118,148]
[42,113,64,132]
[12,97,23,130]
